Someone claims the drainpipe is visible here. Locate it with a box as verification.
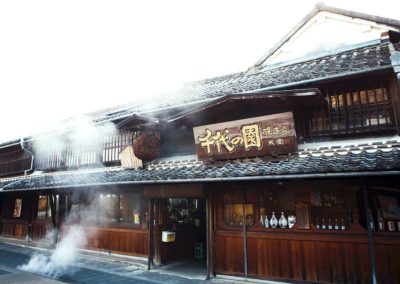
[20,138,34,177]
[20,138,35,242]
[390,45,400,131]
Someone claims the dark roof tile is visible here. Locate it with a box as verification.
[1,146,400,191]
[88,41,399,124]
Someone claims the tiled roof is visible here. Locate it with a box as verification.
[1,140,400,191]
[90,41,399,123]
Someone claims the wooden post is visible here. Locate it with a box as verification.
[206,186,214,279]
[28,193,35,242]
[363,183,377,284]
[147,198,154,270]
[242,189,248,280]
[153,199,161,264]
[389,75,400,131]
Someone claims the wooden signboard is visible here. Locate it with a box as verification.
[119,146,143,169]
[193,112,297,161]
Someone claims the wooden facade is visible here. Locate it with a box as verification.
[1,5,400,284]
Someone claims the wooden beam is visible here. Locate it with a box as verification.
[144,184,204,198]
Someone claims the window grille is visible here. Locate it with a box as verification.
[0,148,31,177]
[307,82,396,139]
[36,130,137,170]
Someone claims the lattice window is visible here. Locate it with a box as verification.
[102,131,138,164]
[307,81,396,138]
[36,130,137,170]
[0,148,31,177]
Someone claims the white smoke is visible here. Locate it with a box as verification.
[19,115,118,278]
[32,115,117,168]
[18,197,99,278]
[19,225,88,278]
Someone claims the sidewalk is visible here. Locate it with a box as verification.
[0,237,288,284]
[0,264,64,284]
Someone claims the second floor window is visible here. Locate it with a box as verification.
[305,80,397,139]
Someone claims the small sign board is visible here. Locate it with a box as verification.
[193,112,297,161]
[119,146,143,169]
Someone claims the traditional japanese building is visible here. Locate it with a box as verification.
[1,4,400,283]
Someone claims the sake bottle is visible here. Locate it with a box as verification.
[341,218,346,230]
[279,212,288,228]
[264,215,269,228]
[328,218,333,230]
[334,219,339,230]
[321,218,326,229]
[270,212,278,228]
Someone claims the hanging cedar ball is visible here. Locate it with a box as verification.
[133,132,161,161]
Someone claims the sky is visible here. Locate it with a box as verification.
[0,0,399,143]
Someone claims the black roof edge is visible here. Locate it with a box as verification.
[1,170,399,192]
[115,113,161,129]
[166,88,321,123]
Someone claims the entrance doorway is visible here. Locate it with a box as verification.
[152,198,207,278]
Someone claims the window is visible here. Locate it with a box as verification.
[306,82,396,138]
[13,198,22,218]
[223,191,254,227]
[98,194,119,223]
[37,195,53,219]
[119,193,147,225]
[97,192,148,227]
[259,189,295,228]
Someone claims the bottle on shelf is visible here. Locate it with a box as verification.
[334,218,339,230]
[388,221,395,232]
[328,218,333,230]
[270,212,278,228]
[368,209,375,231]
[264,215,269,228]
[341,218,346,230]
[279,212,288,228]
[377,211,384,231]
[321,218,326,230]
[315,218,320,229]
[260,215,264,226]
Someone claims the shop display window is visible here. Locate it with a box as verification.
[259,189,295,229]
[119,193,148,226]
[37,195,53,219]
[98,192,148,227]
[98,194,119,223]
[223,191,254,227]
[369,189,400,232]
[13,198,22,218]
[310,188,350,231]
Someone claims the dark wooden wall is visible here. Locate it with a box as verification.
[211,183,400,284]
[87,227,148,256]
[1,193,34,239]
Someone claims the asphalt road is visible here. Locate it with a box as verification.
[0,242,209,284]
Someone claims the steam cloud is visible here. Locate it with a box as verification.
[18,116,117,278]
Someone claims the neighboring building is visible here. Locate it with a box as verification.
[1,4,400,283]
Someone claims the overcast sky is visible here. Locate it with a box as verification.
[0,0,399,143]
